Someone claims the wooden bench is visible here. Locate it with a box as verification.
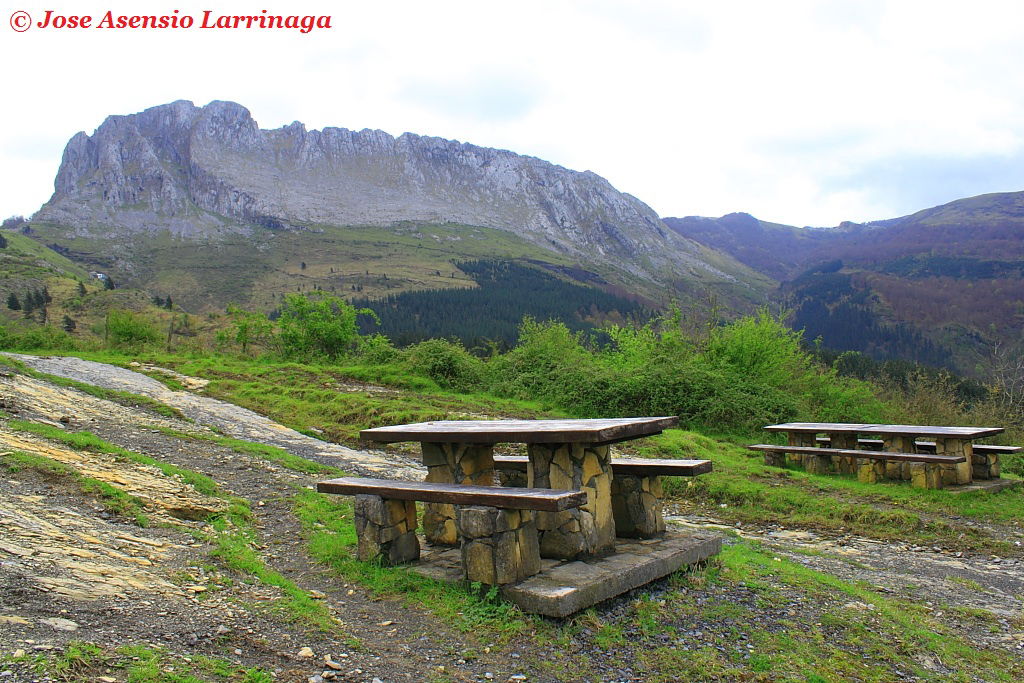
[815,437,1018,479]
[493,455,712,538]
[747,444,966,488]
[317,477,586,586]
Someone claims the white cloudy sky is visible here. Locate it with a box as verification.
[3,0,1024,226]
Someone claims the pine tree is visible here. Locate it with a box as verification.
[103,276,115,290]
[62,315,77,332]
[77,281,87,296]
[164,296,172,310]
[6,292,20,310]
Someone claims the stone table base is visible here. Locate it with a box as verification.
[411,531,722,618]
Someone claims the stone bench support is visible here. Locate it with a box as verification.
[856,457,886,483]
[610,473,666,538]
[456,505,541,586]
[935,438,973,486]
[909,462,943,489]
[828,432,858,475]
[354,494,420,564]
[972,452,1000,480]
[528,442,615,559]
[422,442,495,546]
[883,434,915,481]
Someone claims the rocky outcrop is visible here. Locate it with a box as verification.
[35,100,735,283]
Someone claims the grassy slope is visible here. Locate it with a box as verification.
[26,220,773,315]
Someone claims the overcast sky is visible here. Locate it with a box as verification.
[3,0,1024,227]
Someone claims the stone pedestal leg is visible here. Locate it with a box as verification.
[354,495,419,564]
[455,505,541,586]
[528,442,615,559]
[828,433,858,474]
[787,432,815,466]
[611,474,665,538]
[856,458,886,483]
[763,451,786,467]
[422,442,495,545]
[883,434,916,481]
[909,462,943,489]
[972,452,999,480]
[935,438,972,486]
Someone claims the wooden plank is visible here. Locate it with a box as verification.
[493,455,712,476]
[815,437,1019,455]
[747,444,965,464]
[361,417,679,444]
[317,477,587,511]
[764,423,1004,439]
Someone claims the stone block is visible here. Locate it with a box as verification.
[910,462,942,489]
[456,505,496,538]
[972,452,1000,480]
[611,474,665,538]
[462,539,496,585]
[353,494,419,564]
[856,458,885,483]
[804,453,832,475]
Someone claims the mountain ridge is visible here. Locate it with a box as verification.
[35,99,759,294]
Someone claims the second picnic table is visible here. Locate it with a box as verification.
[762,422,1005,485]
[360,416,678,559]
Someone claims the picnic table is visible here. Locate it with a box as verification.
[360,417,679,559]
[761,423,1005,485]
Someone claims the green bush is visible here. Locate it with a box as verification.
[276,293,377,361]
[405,338,484,391]
[106,310,160,348]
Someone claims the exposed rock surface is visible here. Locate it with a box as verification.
[34,100,735,285]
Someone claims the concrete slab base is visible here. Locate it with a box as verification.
[945,478,1021,495]
[409,531,722,618]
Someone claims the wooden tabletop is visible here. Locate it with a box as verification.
[763,422,1004,439]
[361,417,679,444]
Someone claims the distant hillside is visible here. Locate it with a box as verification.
[29,100,771,316]
[666,192,1024,373]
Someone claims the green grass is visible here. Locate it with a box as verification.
[127,354,553,443]
[148,424,342,475]
[9,641,274,682]
[291,488,535,640]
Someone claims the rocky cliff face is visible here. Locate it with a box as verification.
[35,100,736,284]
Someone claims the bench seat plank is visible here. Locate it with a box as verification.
[493,455,712,477]
[815,437,1019,455]
[317,477,586,512]
[747,444,965,464]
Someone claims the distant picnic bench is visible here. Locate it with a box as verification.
[749,422,1016,488]
[318,417,718,616]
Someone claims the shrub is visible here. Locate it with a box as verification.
[405,338,484,391]
[276,293,377,361]
[106,310,160,348]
